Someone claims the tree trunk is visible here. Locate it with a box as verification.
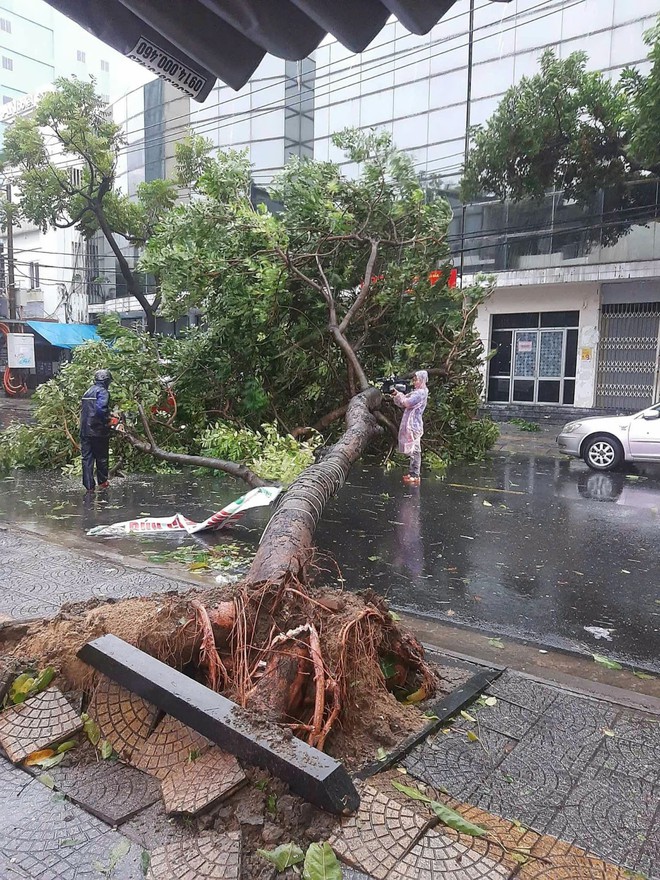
[245,387,382,585]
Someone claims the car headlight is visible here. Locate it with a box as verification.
[562,422,582,434]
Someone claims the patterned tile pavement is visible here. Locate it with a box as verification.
[87,677,159,761]
[147,831,242,880]
[0,757,143,879]
[0,687,83,763]
[132,715,212,780]
[402,671,660,880]
[43,760,161,826]
[160,746,246,816]
[0,528,190,621]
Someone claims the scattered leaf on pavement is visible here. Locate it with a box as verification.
[257,843,305,871]
[467,731,480,742]
[303,842,342,880]
[24,749,56,766]
[592,654,623,670]
[391,781,487,837]
[460,710,476,722]
[633,670,654,680]
[488,638,505,649]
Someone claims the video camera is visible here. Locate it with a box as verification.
[376,375,412,395]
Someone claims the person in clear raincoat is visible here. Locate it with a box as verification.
[392,370,429,485]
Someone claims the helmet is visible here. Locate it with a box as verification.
[94,369,113,387]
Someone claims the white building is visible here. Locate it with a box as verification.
[6,0,660,411]
[0,0,151,324]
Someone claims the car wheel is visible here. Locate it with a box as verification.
[583,434,623,471]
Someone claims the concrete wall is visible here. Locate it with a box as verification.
[475,282,600,408]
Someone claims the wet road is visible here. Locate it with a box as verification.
[0,454,658,670]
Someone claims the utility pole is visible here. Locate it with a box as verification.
[5,184,16,320]
[459,0,475,288]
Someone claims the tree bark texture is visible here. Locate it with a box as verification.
[245,387,382,585]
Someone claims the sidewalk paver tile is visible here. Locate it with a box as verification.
[88,677,159,760]
[536,693,618,743]
[0,687,82,763]
[521,836,630,879]
[387,827,511,880]
[44,760,161,826]
[404,727,515,800]
[591,710,660,786]
[327,784,431,880]
[0,756,142,879]
[147,830,241,880]
[342,869,376,880]
[132,715,211,780]
[485,674,557,713]
[160,746,246,816]
[544,765,660,873]
[476,698,544,741]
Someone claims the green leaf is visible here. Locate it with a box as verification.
[460,710,476,722]
[32,666,56,694]
[36,753,65,769]
[633,670,654,680]
[592,654,623,670]
[379,656,397,680]
[467,731,480,742]
[302,842,343,880]
[389,611,401,621]
[99,739,114,759]
[376,747,388,762]
[257,843,305,871]
[82,714,101,746]
[429,802,487,837]
[56,740,77,754]
[38,773,55,789]
[140,850,151,876]
[483,696,497,707]
[109,838,131,867]
[391,780,487,837]
[488,638,505,649]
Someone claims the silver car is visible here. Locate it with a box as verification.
[557,403,660,471]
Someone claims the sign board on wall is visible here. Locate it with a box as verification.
[6,333,35,369]
[517,340,533,353]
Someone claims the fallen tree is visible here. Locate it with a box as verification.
[5,387,436,763]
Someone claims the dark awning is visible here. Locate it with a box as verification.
[46,0,513,102]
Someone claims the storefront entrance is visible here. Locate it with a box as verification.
[488,312,579,405]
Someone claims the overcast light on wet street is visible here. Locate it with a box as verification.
[2,451,658,671]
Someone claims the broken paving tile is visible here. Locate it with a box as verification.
[147,830,241,880]
[387,827,510,880]
[160,747,246,816]
[43,760,161,826]
[88,676,158,760]
[0,687,82,763]
[132,715,211,780]
[328,784,431,880]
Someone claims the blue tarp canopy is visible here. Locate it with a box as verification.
[26,321,101,350]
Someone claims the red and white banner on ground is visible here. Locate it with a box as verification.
[87,486,282,537]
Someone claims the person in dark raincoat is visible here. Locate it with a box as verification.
[80,369,112,491]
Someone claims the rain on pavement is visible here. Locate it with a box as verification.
[1,452,658,671]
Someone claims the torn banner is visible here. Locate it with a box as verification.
[87,486,282,537]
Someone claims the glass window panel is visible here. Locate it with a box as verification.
[513,380,535,402]
[493,313,539,330]
[563,380,576,405]
[565,330,579,378]
[488,377,510,402]
[489,330,512,376]
[514,331,537,377]
[538,380,561,403]
[540,311,579,328]
[471,56,515,102]
[539,332,563,378]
